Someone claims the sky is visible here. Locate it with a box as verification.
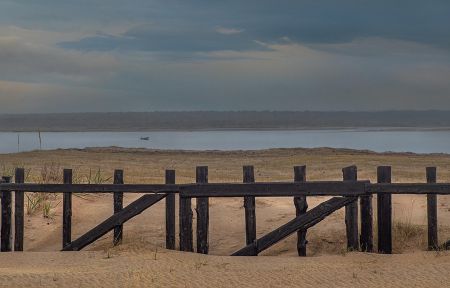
[1,0,450,113]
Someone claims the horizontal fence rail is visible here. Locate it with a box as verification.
[4,182,450,195]
[366,183,450,194]
[0,183,180,193]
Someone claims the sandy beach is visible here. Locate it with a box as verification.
[1,147,450,287]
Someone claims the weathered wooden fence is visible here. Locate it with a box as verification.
[0,165,448,255]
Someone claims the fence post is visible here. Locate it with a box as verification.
[360,175,373,253]
[179,194,193,251]
[63,169,72,249]
[113,170,124,246]
[426,167,438,250]
[243,166,256,246]
[1,176,12,252]
[165,170,176,250]
[14,168,25,251]
[377,166,392,254]
[196,166,209,254]
[294,165,308,256]
[343,166,359,251]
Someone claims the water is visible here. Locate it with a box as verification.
[1,129,450,154]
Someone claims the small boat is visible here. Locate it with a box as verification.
[140,137,150,141]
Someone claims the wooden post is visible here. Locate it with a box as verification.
[179,194,193,251]
[377,166,392,254]
[294,166,308,256]
[343,166,359,251]
[243,166,256,246]
[426,167,438,250]
[165,170,176,250]
[62,169,72,249]
[360,176,373,253]
[113,170,124,246]
[14,168,25,251]
[1,176,12,252]
[196,166,209,254]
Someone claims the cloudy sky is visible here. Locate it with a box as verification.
[1,1,450,113]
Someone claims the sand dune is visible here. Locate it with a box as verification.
[1,247,449,287]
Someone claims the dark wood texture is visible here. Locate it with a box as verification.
[113,170,124,246]
[293,166,308,256]
[62,194,166,251]
[180,182,367,197]
[6,182,450,195]
[62,169,72,249]
[366,183,450,194]
[0,182,367,196]
[165,170,176,250]
[232,197,356,256]
[360,183,373,252]
[1,177,12,252]
[14,168,25,251]
[196,166,209,254]
[377,166,392,254]
[179,195,193,252]
[243,166,256,246]
[0,183,180,193]
[343,166,359,251]
[426,167,438,250]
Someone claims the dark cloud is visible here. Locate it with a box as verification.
[54,0,450,53]
[60,24,266,52]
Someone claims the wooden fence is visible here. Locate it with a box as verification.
[0,165,449,255]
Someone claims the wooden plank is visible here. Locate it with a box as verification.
[0,182,367,196]
[179,195,193,252]
[5,182,450,195]
[360,179,373,252]
[113,170,124,246]
[377,166,392,254]
[0,183,180,193]
[243,166,256,246]
[165,170,176,250]
[343,166,359,251]
[62,194,166,251]
[293,165,308,256]
[62,169,72,249]
[196,166,209,254]
[180,182,368,198]
[14,168,25,251]
[232,197,355,256]
[366,183,450,194]
[426,167,438,250]
[1,176,12,252]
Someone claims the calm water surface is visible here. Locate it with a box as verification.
[1,129,450,154]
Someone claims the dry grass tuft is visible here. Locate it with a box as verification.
[393,221,425,250]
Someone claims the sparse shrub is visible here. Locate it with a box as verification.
[42,199,61,219]
[40,163,62,184]
[26,193,43,215]
[393,221,424,244]
[86,168,112,184]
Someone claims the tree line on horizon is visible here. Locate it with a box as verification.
[1,111,450,131]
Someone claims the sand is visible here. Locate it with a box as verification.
[1,147,450,287]
[1,248,449,287]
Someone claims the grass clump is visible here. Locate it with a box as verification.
[392,220,425,253]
